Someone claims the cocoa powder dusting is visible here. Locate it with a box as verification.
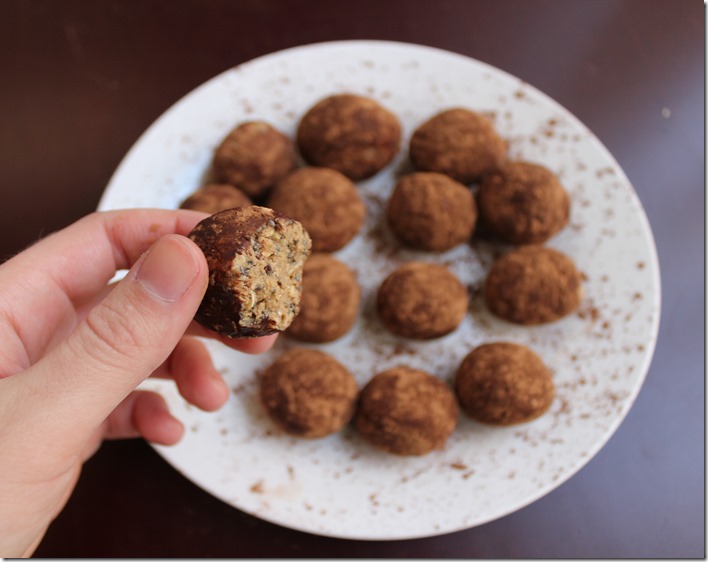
[455,343,555,425]
[387,172,477,251]
[409,108,507,183]
[259,348,359,439]
[267,167,366,252]
[297,94,401,181]
[477,161,570,244]
[180,183,252,215]
[354,366,459,456]
[485,246,583,325]
[212,121,296,197]
[377,262,468,339]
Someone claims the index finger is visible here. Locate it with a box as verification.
[2,208,210,305]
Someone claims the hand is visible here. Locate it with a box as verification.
[0,209,276,557]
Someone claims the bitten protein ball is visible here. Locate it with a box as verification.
[260,349,359,438]
[455,343,555,425]
[485,245,583,325]
[188,206,311,337]
[477,161,570,244]
[409,108,507,184]
[387,172,477,251]
[212,121,297,198]
[355,366,458,456]
[179,183,252,215]
[286,254,360,343]
[296,94,402,181]
[267,167,366,252]
[377,262,468,340]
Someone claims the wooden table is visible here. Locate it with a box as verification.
[2,0,703,557]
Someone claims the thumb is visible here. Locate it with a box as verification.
[28,234,208,431]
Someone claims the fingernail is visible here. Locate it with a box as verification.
[136,236,201,302]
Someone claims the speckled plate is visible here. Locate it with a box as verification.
[98,40,660,540]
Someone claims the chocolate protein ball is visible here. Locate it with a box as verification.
[485,245,582,325]
[179,183,252,215]
[267,167,366,252]
[409,108,507,184]
[355,366,458,456]
[286,254,360,343]
[212,121,296,198]
[260,348,358,438]
[188,206,311,337]
[455,343,555,425]
[297,94,402,181]
[377,262,468,340]
[387,172,477,251]
[477,161,570,244]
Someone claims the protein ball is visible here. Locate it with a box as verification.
[260,348,358,438]
[409,108,507,184]
[212,121,297,198]
[355,366,458,456]
[188,206,311,337]
[296,93,402,181]
[387,172,477,251]
[455,343,555,425]
[477,161,570,244]
[485,245,583,325]
[286,254,360,343]
[267,167,366,252]
[377,262,468,340]
[179,183,252,215]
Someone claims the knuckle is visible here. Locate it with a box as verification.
[80,300,144,368]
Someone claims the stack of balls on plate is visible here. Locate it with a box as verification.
[182,93,584,456]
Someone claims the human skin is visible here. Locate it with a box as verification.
[0,209,276,557]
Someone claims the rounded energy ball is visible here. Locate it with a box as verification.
[286,254,361,343]
[212,121,296,198]
[477,161,570,244]
[377,262,468,340]
[355,366,458,456]
[267,167,366,252]
[485,245,583,325]
[260,349,359,438]
[387,172,477,251]
[455,343,555,425]
[410,108,507,183]
[188,206,312,337]
[179,183,252,215]
[297,94,402,180]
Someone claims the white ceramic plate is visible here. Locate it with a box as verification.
[99,41,660,540]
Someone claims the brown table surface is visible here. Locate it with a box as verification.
[2,0,704,557]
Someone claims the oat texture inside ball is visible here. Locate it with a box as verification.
[232,222,303,328]
[189,206,312,337]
